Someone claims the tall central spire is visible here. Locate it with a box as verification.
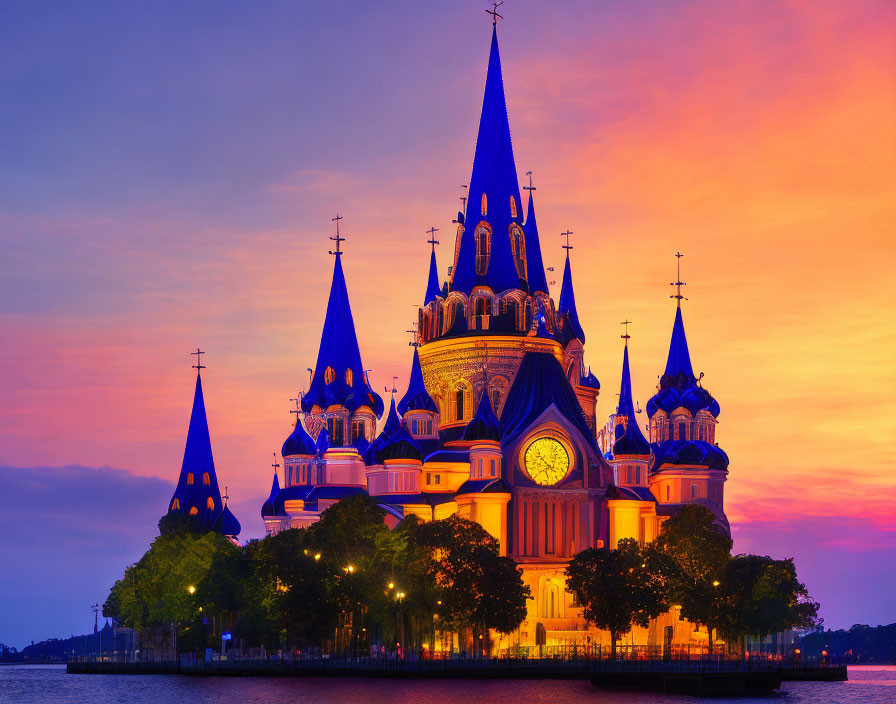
[451,26,524,295]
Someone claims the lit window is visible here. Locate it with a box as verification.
[345,369,353,386]
[666,486,670,501]
[186,473,194,485]
[475,225,491,274]
[324,366,335,384]
[434,474,440,485]
[510,195,517,218]
[202,472,210,486]
[455,388,465,420]
[426,472,432,484]
[171,498,180,510]
[510,226,526,278]
[481,193,487,216]
[207,497,215,510]
[189,506,199,516]
[475,297,488,316]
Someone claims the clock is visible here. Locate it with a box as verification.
[523,437,570,486]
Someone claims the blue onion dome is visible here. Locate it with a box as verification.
[613,345,650,457]
[373,398,423,463]
[315,427,330,455]
[212,501,241,537]
[282,417,316,457]
[580,367,600,390]
[272,484,315,515]
[397,348,438,415]
[646,307,721,419]
[260,471,281,517]
[649,439,729,473]
[462,391,503,442]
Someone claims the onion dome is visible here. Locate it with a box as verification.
[212,500,241,537]
[612,345,650,457]
[450,26,527,295]
[260,470,281,518]
[372,398,423,463]
[302,253,384,418]
[397,348,438,415]
[281,417,316,457]
[424,249,441,305]
[557,252,585,343]
[649,439,729,473]
[166,373,223,529]
[646,307,720,418]
[315,427,330,456]
[462,390,503,442]
[580,367,600,390]
[524,191,549,295]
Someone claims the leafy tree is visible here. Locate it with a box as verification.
[566,538,668,657]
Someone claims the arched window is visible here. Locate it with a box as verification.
[206,497,215,510]
[666,486,670,501]
[202,472,210,486]
[509,195,517,218]
[489,459,496,477]
[504,298,520,329]
[475,225,491,275]
[186,473,194,485]
[189,506,199,516]
[481,193,487,216]
[454,388,465,421]
[475,297,488,316]
[171,498,180,510]
[324,366,335,384]
[510,226,526,278]
[492,388,500,412]
[345,369,353,386]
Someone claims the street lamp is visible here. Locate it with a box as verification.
[188,585,196,594]
[314,553,321,561]
[712,580,720,587]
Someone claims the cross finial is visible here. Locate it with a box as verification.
[670,251,687,306]
[486,1,504,27]
[385,376,398,398]
[223,485,229,504]
[272,452,280,473]
[329,214,345,256]
[406,321,419,348]
[523,170,536,193]
[289,393,303,418]
[460,184,468,212]
[620,319,631,346]
[191,347,205,373]
[426,226,439,252]
[561,230,574,252]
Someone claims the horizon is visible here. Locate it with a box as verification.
[1,0,895,649]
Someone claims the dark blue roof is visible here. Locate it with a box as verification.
[424,250,442,305]
[167,374,223,529]
[557,253,585,343]
[649,439,729,473]
[376,492,458,506]
[606,485,655,502]
[315,427,330,455]
[451,27,524,295]
[211,501,241,537]
[500,352,597,451]
[524,192,549,295]
[272,484,317,514]
[580,367,600,390]
[456,477,511,494]
[260,471,281,517]
[424,448,471,463]
[367,398,423,464]
[397,348,438,415]
[462,390,503,442]
[302,254,384,418]
[282,417,316,457]
[612,345,650,457]
[646,307,721,418]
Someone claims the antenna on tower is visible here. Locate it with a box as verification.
[90,603,100,634]
[329,214,345,256]
[670,251,687,305]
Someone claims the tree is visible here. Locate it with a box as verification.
[652,504,732,651]
[566,538,668,657]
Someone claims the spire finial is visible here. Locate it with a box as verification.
[271,452,280,475]
[289,392,303,419]
[460,184,468,212]
[620,319,631,346]
[385,376,398,400]
[670,251,687,307]
[561,230,574,252]
[485,1,504,27]
[426,226,440,253]
[223,485,229,505]
[523,171,536,193]
[406,321,420,348]
[329,214,345,256]
[191,347,205,373]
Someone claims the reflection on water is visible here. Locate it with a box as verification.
[1,664,893,704]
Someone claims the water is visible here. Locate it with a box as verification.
[1,664,893,704]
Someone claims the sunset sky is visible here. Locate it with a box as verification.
[2,0,894,647]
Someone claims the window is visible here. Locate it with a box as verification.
[481,193,487,216]
[666,486,670,501]
[474,297,488,316]
[202,472,210,486]
[207,497,215,510]
[189,506,199,516]
[475,225,491,274]
[327,416,344,444]
[426,472,432,484]
[492,389,500,411]
[691,484,698,499]
[626,466,632,483]
[171,498,180,510]
[434,474,440,485]
[324,366,335,384]
[455,388,465,420]
[677,421,687,440]
[345,368,353,386]
[490,459,496,477]
[635,466,641,484]
[351,420,365,442]
[510,226,526,278]
[510,195,517,218]
[186,473,194,485]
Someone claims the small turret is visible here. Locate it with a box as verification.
[523,188,549,296]
[557,251,585,344]
[398,348,439,440]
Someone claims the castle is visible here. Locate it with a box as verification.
[166,21,729,651]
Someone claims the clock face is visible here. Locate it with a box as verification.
[523,437,570,486]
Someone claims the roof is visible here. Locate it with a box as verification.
[451,26,525,295]
[424,250,442,305]
[211,501,241,537]
[557,253,585,343]
[302,254,384,418]
[461,389,503,442]
[271,484,315,515]
[367,398,423,464]
[500,352,597,451]
[524,191,549,295]
[612,345,650,457]
[424,448,471,464]
[606,484,656,502]
[456,477,511,495]
[375,492,458,507]
[397,348,438,416]
[646,306,720,418]
[167,374,223,529]
[282,417,316,457]
[649,439,729,473]
[260,471,281,518]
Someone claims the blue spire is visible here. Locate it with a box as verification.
[663,306,694,381]
[260,470,281,517]
[424,250,441,305]
[370,397,423,464]
[397,348,438,415]
[451,26,524,295]
[302,254,384,418]
[524,190,549,295]
[557,252,585,343]
[613,345,650,457]
[462,389,503,442]
[167,374,223,529]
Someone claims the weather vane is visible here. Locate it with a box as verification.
[670,251,687,306]
[329,214,345,256]
[486,1,504,26]
[426,226,440,252]
[523,170,535,193]
[620,319,631,345]
[561,230,574,252]
[191,347,205,372]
